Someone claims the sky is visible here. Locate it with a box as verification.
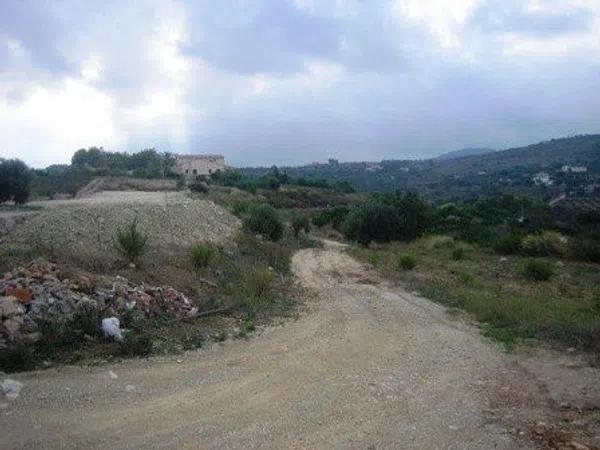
[1,0,599,168]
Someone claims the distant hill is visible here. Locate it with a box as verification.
[239,135,600,202]
[436,147,496,160]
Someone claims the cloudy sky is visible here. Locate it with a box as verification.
[1,0,599,168]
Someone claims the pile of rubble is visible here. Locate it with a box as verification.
[0,259,197,352]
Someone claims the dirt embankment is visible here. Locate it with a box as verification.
[3,191,240,268]
[76,177,178,198]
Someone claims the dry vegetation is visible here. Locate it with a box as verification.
[351,235,600,356]
[0,188,319,371]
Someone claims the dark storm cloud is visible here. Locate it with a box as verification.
[182,0,414,74]
[0,0,70,73]
[182,1,339,74]
[1,0,599,167]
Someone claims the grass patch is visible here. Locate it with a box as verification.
[190,243,213,270]
[350,236,600,354]
[0,204,43,212]
[451,246,466,261]
[397,253,417,270]
[522,259,554,281]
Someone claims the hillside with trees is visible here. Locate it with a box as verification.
[240,135,600,202]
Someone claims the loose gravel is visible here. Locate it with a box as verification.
[4,191,240,267]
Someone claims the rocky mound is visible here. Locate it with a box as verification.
[0,259,198,352]
[5,193,240,267]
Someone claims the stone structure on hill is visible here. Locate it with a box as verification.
[173,154,226,178]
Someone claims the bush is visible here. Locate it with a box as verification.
[190,244,213,270]
[342,203,400,246]
[398,253,417,270]
[189,180,208,194]
[243,204,284,241]
[426,235,455,249]
[291,216,310,237]
[240,268,275,314]
[312,206,350,230]
[521,231,568,257]
[493,234,523,254]
[175,177,186,191]
[231,201,252,217]
[115,218,148,263]
[456,270,473,285]
[368,252,381,267]
[374,192,433,241]
[0,159,31,204]
[570,239,600,263]
[71,302,102,337]
[451,247,466,261]
[235,232,292,273]
[119,332,153,356]
[523,259,554,281]
[312,210,330,228]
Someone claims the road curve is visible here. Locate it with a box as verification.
[0,244,529,449]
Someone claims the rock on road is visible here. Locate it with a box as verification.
[0,244,530,449]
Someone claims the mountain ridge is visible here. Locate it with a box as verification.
[435,147,496,160]
[239,134,600,201]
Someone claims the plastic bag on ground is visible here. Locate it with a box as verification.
[101,317,123,342]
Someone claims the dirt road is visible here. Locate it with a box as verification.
[1,243,534,449]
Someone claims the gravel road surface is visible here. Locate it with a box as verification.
[0,243,533,449]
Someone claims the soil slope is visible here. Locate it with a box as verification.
[4,191,240,267]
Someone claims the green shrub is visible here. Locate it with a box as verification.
[71,302,102,337]
[241,268,275,313]
[0,343,36,372]
[521,231,568,257]
[312,210,330,228]
[0,159,31,204]
[189,180,209,194]
[522,259,554,281]
[342,203,400,246]
[119,332,153,356]
[456,270,473,285]
[329,207,350,230]
[291,216,310,237]
[232,201,252,217]
[493,233,523,254]
[115,218,148,263]
[451,247,466,261]
[243,204,284,241]
[374,192,433,241]
[312,206,350,230]
[570,239,600,263]
[235,232,292,273]
[398,253,417,270]
[190,244,213,270]
[367,252,381,267]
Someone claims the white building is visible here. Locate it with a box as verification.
[533,172,554,186]
[561,165,588,173]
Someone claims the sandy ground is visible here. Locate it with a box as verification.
[1,242,598,449]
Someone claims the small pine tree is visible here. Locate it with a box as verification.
[115,218,148,263]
